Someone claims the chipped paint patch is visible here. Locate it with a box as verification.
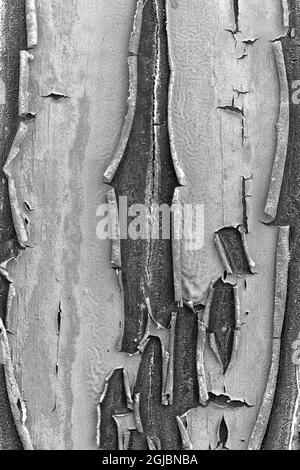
[0,318,33,450]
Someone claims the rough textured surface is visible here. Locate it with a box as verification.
[263,0,300,449]
[0,0,26,451]
[0,0,298,450]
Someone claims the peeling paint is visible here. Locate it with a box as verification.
[248,227,290,450]
[0,318,33,450]
[19,50,34,117]
[128,0,144,56]
[281,0,290,29]
[264,41,289,220]
[3,122,29,247]
[25,0,38,48]
[103,55,137,183]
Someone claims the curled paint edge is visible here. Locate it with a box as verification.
[215,225,256,275]
[138,298,175,406]
[97,367,133,447]
[171,188,183,304]
[123,369,134,410]
[0,318,33,450]
[103,58,137,183]
[176,415,193,450]
[113,413,137,450]
[247,340,281,450]
[238,226,256,273]
[26,0,38,48]
[273,226,290,338]
[133,393,143,433]
[3,122,29,247]
[96,403,101,447]
[214,234,233,275]
[264,41,289,220]
[19,51,34,117]
[197,311,209,405]
[208,333,222,367]
[99,366,124,404]
[290,366,300,449]
[226,284,241,372]
[5,284,17,334]
[166,3,186,186]
[163,312,177,405]
[128,0,144,55]
[107,188,121,269]
[248,227,289,449]
[205,280,223,366]
[147,435,161,450]
[281,0,290,29]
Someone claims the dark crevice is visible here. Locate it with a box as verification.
[218,100,244,116]
[41,93,69,101]
[99,368,131,450]
[0,0,27,451]
[233,0,240,33]
[216,227,253,275]
[127,308,199,451]
[128,430,148,450]
[208,393,253,409]
[216,418,229,450]
[263,0,300,449]
[208,279,235,374]
[112,0,178,353]
[242,175,252,233]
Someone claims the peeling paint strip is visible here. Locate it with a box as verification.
[147,435,161,450]
[26,0,38,48]
[161,349,170,406]
[103,58,137,182]
[163,311,177,405]
[19,51,34,117]
[264,41,289,220]
[290,366,300,449]
[203,280,215,326]
[5,284,17,334]
[214,234,233,275]
[123,369,133,410]
[99,367,123,404]
[208,333,222,366]
[176,415,193,450]
[128,0,144,55]
[113,413,137,450]
[238,226,256,273]
[0,318,33,450]
[107,188,121,269]
[133,393,143,433]
[171,188,183,304]
[139,299,175,406]
[96,403,101,447]
[248,227,289,449]
[273,226,290,338]
[281,0,290,29]
[3,123,28,247]
[197,312,209,405]
[227,284,241,372]
[248,340,281,450]
[227,330,241,374]
[233,284,241,330]
[166,4,186,186]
